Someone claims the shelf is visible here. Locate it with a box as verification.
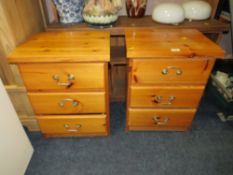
[46,16,230,35]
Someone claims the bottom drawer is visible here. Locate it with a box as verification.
[37,114,108,136]
[128,108,196,131]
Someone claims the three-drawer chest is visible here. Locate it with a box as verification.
[125,29,224,131]
[8,31,110,137]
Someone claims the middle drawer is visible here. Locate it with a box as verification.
[129,85,204,108]
[28,92,106,114]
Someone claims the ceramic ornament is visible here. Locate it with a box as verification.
[152,3,185,25]
[53,0,84,24]
[182,0,212,21]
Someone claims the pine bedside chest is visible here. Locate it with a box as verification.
[8,31,110,137]
[125,29,224,131]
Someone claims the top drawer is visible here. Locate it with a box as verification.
[129,58,215,85]
[19,63,105,91]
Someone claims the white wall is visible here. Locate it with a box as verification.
[0,79,33,175]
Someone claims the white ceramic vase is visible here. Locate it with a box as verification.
[183,0,212,21]
[152,3,185,25]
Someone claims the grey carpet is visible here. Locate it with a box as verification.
[25,88,233,175]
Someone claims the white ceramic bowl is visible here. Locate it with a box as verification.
[183,1,212,21]
[83,14,118,25]
[152,3,185,25]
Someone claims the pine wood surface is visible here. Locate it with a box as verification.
[11,32,110,136]
[128,125,191,131]
[10,65,25,86]
[18,63,105,91]
[44,132,108,138]
[8,31,110,63]
[110,65,127,101]
[125,29,221,132]
[128,108,196,129]
[28,92,106,114]
[104,63,110,135]
[20,117,40,131]
[130,85,204,108]
[129,58,215,85]
[125,29,225,58]
[6,86,34,117]
[0,0,43,84]
[37,114,107,135]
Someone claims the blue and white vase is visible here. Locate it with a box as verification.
[53,0,84,24]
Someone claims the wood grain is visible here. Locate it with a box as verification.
[103,63,110,135]
[110,38,127,101]
[19,63,105,91]
[40,0,59,26]
[110,65,127,101]
[20,117,40,131]
[1,0,43,45]
[37,114,107,135]
[9,29,110,136]
[128,108,196,130]
[8,31,110,63]
[6,85,35,117]
[125,29,225,58]
[0,0,43,131]
[130,85,204,108]
[129,58,215,85]
[128,125,191,131]
[10,64,24,86]
[28,92,106,114]
[0,2,17,84]
[0,0,26,45]
[0,0,43,84]
[125,28,219,132]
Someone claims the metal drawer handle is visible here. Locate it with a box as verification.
[52,73,75,87]
[63,124,82,132]
[64,124,70,129]
[153,116,169,125]
[58,98,79,107]
[161,66,183,76]
[154,95,176,105]
[75,124,82,129]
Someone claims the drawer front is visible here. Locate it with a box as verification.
[29,92,106,114]
[128,108,196,130]
[19,63,105,91]
[129,59,214,85]
[37,115,107,135]
[130,86,204,108]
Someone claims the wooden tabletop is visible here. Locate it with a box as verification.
[125,29,225,59]
[8,31,110,63]
[46,16,229,35]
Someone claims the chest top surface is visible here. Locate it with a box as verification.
[125,29,225,59]
[8,31,110,63]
